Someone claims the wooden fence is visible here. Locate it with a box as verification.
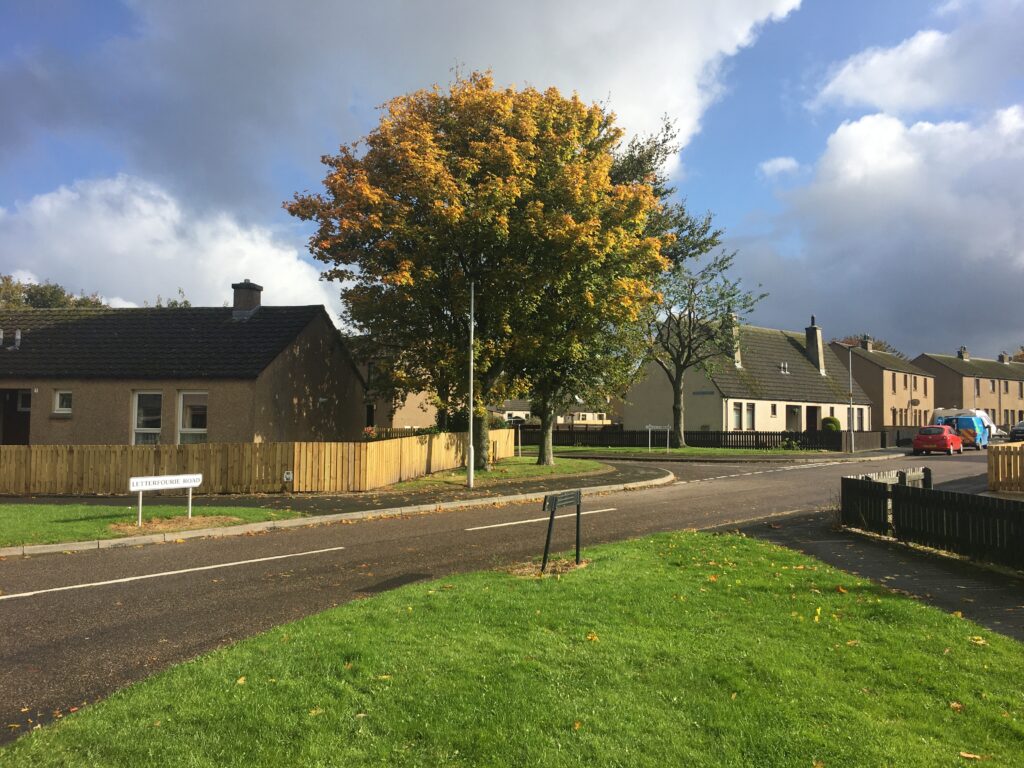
[0,430,514,496]
[989,443,1024,493]
[841,467,1024,570]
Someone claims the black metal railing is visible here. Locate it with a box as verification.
[516,428,845,451]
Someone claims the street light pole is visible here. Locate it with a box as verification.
[848,345,856,453]
[467,280,475,489]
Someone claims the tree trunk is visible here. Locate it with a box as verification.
[537,408,556,466]
[473,410,490,471]
[671,373,686,448]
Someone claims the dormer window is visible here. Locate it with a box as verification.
[778,361,790,374]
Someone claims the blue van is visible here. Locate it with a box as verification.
[935,415,990,450]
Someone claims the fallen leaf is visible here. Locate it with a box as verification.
[730,692,737,700]
[708,574,718,582]
[376,675,392,680]
[309,707,324,716]
[952,611,963,619]
[836,586,847,594]
[950,701,964,712]
[355,713,367,718]
[19,708,28,713]
[959,751,982,760]
[236,676,246,685]
[7,724,19,730]
[969,636,988,646]
[846,640,860,647]
[813,761,825,768]
[573,721,582,731]
[586,631,599,642]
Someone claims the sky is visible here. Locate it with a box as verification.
[1,0,1022,358]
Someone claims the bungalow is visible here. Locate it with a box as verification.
[0,279,431,445]
[620,317,872,432]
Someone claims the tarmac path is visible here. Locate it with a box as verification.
[0,452,1003,741]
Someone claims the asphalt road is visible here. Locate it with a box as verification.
[0,452,995,742]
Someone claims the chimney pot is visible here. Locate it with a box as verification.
[231,278,263,318]
[998,351,1010,364]
[860,334,873,353]
[957,345,969,361]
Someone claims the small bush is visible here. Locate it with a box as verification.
[821,416,841,432]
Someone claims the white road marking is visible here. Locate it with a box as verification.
[0,545,347,602]
[465,508,616,532]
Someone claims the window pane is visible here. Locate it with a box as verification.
[57,392,72,410]
[136,394,162,429]
[134,431,159,445]
[180,393,208,430]
[179,432,207,445]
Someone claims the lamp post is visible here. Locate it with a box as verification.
[467,280,475,489]
[848,345,855,452]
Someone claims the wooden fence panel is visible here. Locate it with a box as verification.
[840,476,891,535]
[989,444,1024,493]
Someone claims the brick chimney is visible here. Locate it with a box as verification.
[805,315,826,375]
[232,279,263,319]
[957,345,969,361]
[998,351,1011,364]
[860,334,873,353]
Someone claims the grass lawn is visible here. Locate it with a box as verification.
[535,445,832,457]
[5,532,1022,767]
[391,455,607,490]
[0,503,303,548]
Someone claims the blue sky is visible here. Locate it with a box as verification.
[1,0,1022,356]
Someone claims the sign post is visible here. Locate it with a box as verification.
[128,474,203,527]
[540,489,583,572]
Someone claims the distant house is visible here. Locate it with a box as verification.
[0,279,430,446]
[913,347,1024,429]
[620,317,872,432]
[489,399,612,427]
[830,337,935,430]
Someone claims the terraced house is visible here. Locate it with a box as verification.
[830,337,935,431]
[913,347,1024,430]
[621,318,872,432]
[0,280,429,446]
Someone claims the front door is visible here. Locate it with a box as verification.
[785,405,801,432]
[1,389,31,445]
[805,406,821,431]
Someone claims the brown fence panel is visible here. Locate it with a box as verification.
[840,476,891,534]
[989,444,1024,493]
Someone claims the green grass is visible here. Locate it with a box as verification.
[0,503,303,548]
[5,532,1022,767]
[391,455,607,490]
[539,445,835,457]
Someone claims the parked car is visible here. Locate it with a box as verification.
[913,425,964,455]
[1009,421,1024,442]
[934,415,989,450]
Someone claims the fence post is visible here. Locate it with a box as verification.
[922,467,932,490]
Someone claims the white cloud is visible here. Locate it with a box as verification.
[0,1,801,214]
[0,175,340,316]
[758,156,800,177]
[812,1,1024,114]
[741,106,1024,357]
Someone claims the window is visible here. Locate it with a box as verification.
[53,390,72,414]
[903,374,908,389]
[770,404,777,417]
[891,372,897,393]
[178,392,208,444]
[133,392,162,445]
[924,378,928,396]
[746,403,755,431]
[990,379,996,393]
[1020,382,1024,398]
[579,413,587,421]
[16,390,31,412]
[829,406,835,417]
[974,378,980,396]
[598,413,606,420]
[1003,381,1009,393]
[857,408,864,431]
[913,376,918,391]
[732,402,743,431]
[891,407,897,425]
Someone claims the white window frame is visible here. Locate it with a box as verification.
[177,391,209,445]
[132,391,163,446]
[16,390,31,412]
[745,403,755,431]
[53,390,73,414]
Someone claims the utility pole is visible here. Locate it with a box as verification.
[467,280,475,489]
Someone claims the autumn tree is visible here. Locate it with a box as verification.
[287,72,665,469]
[1013,346,1024,363]
[832,334,906,358]
[0,275,105,308]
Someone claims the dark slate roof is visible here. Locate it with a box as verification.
[707,326,872,405]
[0,306,326,379]
[838,344,933,377]
[915,353,1024,382]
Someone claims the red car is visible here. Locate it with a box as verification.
[912,425,964,455]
